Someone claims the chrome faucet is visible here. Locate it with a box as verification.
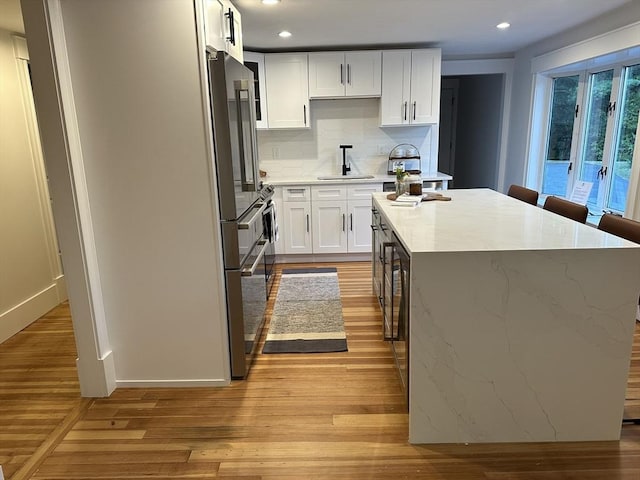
[340,144,352,176]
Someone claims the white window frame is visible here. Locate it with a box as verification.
[529,55,640,216]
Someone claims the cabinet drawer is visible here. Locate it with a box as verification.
[311,185,347,201]
[347,184,382,199]
[283,186,310,202]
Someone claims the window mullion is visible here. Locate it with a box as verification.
[599,66,623,210]
[566,72,586,198]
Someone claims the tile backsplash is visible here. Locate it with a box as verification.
[257,98,437,179]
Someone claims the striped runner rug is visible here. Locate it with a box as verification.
[262,267,348,353]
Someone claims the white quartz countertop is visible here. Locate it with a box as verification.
[264,172,452,186]
[373,188,640,253]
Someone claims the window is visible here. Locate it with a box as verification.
[537,61,640,217]
[542,75,580,197]
[608,64,640,212]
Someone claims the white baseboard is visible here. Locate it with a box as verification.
[55,274,68,301]
[76,350,117,397]
[116,378,230,388]
[0,283,62,344]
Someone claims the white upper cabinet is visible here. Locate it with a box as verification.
[309,51,381,98]
[204,0,243,63]
[243,52,268,129]
[380,49,441,126]
[265,53,310,129]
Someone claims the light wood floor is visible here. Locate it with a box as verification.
[2,261,640,479]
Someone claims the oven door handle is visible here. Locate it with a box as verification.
[241,240,268,276]
[238,202,267,230]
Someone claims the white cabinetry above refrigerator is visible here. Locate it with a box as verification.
[204,0,243,62]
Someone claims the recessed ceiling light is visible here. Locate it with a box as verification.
[261,0,280,4]
[497,22,511,30]
[278,30,292,38]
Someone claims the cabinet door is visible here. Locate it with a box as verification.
[345,51,381,97]
[265,54,310,129]
[380,50,411,126]
[282,202,312,254]
[204,0,226,52]
[348,200,374,252]
[243,52,268,129]
[222,1,243,62]
[312,201,347,254]
[308,52,345,98]
[409,49,441,124]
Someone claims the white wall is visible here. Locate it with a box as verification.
[23,0,230,388]
[0,29,64,344]
[505,2,640,189]
[257,98,437,178]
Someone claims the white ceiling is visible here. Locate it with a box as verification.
[0,0,632,56]
[235,0,632,56]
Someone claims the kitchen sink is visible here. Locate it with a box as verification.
[317,175,375,180]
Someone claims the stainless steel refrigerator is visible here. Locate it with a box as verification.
[207,49,274,378]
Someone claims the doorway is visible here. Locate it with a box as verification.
[439,74,505,189]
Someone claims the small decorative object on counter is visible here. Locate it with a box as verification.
[407,172,422,196]
[395,167,409,196]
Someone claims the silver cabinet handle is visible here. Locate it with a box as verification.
[347,64,351,84]
[403,101,407,121]
[340,64,344,85]
[350,213,353,231]
[303,105,307,125]
[306,214,310,233]
[342,213,346,232]
[287,188,306,194]
[413,101,416,120]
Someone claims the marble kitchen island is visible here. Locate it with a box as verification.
[372,189,640,444]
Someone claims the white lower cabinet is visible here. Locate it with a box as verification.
[311,184,382,254]
[312,201,347,254]
[347,200,374,252]
[274,183,382,256]
[281,186,312,254]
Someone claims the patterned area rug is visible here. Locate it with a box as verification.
[262,267,348,353]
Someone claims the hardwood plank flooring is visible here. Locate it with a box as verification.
[1,261,640,479]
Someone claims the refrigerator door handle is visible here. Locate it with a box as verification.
[235,80,260,192]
